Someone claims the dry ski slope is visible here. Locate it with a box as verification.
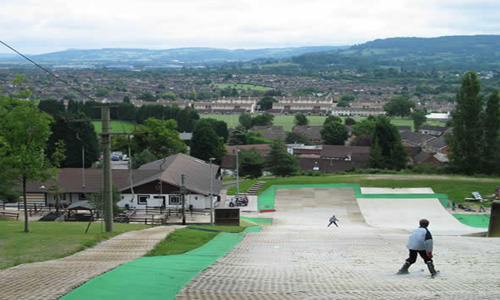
[177,188,500,300]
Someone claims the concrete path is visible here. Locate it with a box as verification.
[177,188,500,299]
[0,225,182,300]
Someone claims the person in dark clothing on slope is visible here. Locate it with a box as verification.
[327,215,339,227]
[396,219,437,277]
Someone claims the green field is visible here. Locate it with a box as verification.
[200,114,443,131]
[214,83,272,91]
[91,121,137,134]
[93,115,444,133]
[202,114,336,130]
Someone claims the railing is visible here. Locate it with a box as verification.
[124,216,166,226]
[14,203,53,216]
[0,211,20,220]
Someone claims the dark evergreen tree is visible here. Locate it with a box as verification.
[38,99,66,118]
[48,113,100,168]
[197,118,229,142]
[448,71,484,175]
[482,90,500,175]
[266,138,298,177]
[367,116,407,170]
[411,109,427,131]
[367,137,384,169]
[239,148,265,179]
[190,122,226,163]
[176,106,199,132]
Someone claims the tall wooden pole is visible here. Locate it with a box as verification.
[209,158,215,225]
[101,106,113,232]
[236,150,240,198]
[181,174,186,225]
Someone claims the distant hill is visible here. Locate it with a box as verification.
[2,46,345,66]
[292,35,500,70]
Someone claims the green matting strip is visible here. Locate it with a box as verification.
[453,214,490,228]
[257,184,489,228]
[240,216,273,224]
[61,226,261,300]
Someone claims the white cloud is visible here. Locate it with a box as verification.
[0,0,499,54]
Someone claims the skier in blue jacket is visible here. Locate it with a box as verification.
[397,219,437,277]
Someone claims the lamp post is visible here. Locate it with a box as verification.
[236,149,240,199]
[209,157,215,225]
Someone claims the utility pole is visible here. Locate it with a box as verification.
[209,158,215,225]
[181,174,186,225]
[236,149,240,199]
[101,106,113,232]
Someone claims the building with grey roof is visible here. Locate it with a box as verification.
[15,153,222,211]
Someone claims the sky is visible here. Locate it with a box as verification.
[1,0,500,54]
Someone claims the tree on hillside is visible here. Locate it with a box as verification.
[239,113,253,131]
[345,117,356,125]
[257,96,277,111]
[324,115,342,125]
[266,138,298,177]
[482,90,500,175]
[47,113,100,168]
[447,71,484,175]
[190,121,226,163]
[339,94,356,102]
[47,140,66,213]
[321,122,348,145]
[88,184,122,217]
[38,99,66,118]
[411,109,427,131]
[239,148,265,179]
[294,113,309,126]
[252,113,274,126]
[131,149,157,169]
[352,118,376,137]
[337,99,351,107]
[143,118,187,158]
[0,96,53,232]
[383,96,415,118]
[285,132,310,145]
[367,116,407,170]
[196,118,229,142]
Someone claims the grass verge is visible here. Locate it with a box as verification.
[0,221,148,270]
[145,225,245,256]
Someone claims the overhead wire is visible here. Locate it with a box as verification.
[0,40,94,102]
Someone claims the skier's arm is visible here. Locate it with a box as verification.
[423,229,433,254]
